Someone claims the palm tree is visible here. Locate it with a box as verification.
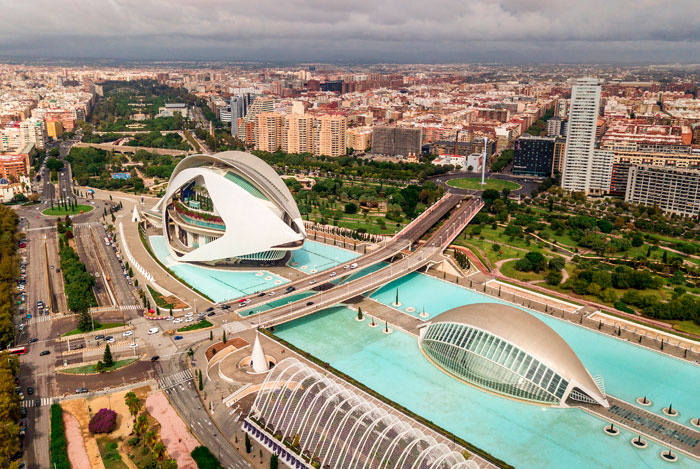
[153,442,167,461]
[124,392,141,420]
[144,430,158,449]
[134,414,149,437]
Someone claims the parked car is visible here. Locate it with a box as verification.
[173,335,183,340]
[94,334,105,340]
[205,306,214,312]
[75,387,89,394]
[173,319,182,324]
[221,305,230,310]
[147,328,159,335]
[207,311,216,317]
[150,355,160,362]
[122,331,133,337]
[105,337,115,343]
[185,317,194,323]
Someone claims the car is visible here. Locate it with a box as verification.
[173,335,183,340]
[34,399,41,407]
[257,292,266,297]
[207,311,216,317]
[73,343,85,350]
[105,337,115,343]
[55,268,60,273]
[205,306,214,312]
[350,263,358,269]
[306,301,314,306]
[122,331,133,337]
[268,291,275,296]
[75,387,88,394]
[94,334,105,340]
[39,350,50,356]
[147,328,159,335]
[173,319,182,324]
[309,279,316,284]
[166,316,173,320]
[20,408,26,418]
[26,314,31,320]
[221,305,230,310]
[185,312,193,317]
[26,387,33,396]
[185,317,194,322]
[28,338,37,344]
[150,355,160,362]
[329,272,337,277]
[343,264,350,269]
[18,392,24,401]
[129,343,137,348]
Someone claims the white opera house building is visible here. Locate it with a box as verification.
[147,151,306,266]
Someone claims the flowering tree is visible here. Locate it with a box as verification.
[88,408,117,434]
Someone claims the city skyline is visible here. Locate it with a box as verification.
[3,0,700,63]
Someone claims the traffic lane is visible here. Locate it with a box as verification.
[55,360,153,395]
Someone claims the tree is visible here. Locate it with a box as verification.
[46,157,64,172]
[245,433,252,453]
[482,189,500,204]
[153,442,167,461]
[198,369,203,391]
[357,307,363,320]
[124,392,142,420]
[78,311,93,332]
[209,330,213,341]
[344,202,358,214]
[134,414,148,436]
[546,269,563,286]
[270,454,279,469]
[222,330,227,343]
[89,408,117,434]
[103,344,113,368]
[144,430,158,449]
[523,251,547,272]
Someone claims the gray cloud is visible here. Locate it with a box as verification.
[2,0,700,62]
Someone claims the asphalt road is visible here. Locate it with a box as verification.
[430,171,541,197]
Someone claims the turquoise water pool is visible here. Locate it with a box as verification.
[370,271,510,320]
[149,236,289,303]
[288,240,360,273]
[275,300,700,468]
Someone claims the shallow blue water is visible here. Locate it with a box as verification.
[287,240,360,273]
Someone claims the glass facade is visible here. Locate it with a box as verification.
[421,322,569,405]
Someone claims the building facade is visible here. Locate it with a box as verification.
[625,165,700,217]
[371,126,422,156]
[513,135,555,177]
[561,78,602,194]
[284,114,315,154]
[255,112,285,153]
[314,115,347,157]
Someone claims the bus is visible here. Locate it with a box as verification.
[7,347,27,355]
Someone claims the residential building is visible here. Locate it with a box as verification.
[315,115,347,157]
[46,119,63,139]
[625,165,700,217]
[371,126,422,156]
[0,153,31,180]
[346,127,372,152]
[284,114,315,154]
[546,117,562,137]
[552,138,566,175]
[561,78,602,194]
[513,136,555,177]
[430,139,496,159]
[255,112,285,153]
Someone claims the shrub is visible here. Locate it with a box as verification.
[191,445,223,468]
[50,404,70,469]
[615,301,635,314]
[128,436,140,446]
[89,408,118,434]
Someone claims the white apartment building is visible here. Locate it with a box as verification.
[561,78,603,194]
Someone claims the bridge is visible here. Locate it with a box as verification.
[248,197,484,328]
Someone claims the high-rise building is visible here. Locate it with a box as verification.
[346,127,372,152]
[513,136,555,177]
[243,97,274,143]
[255,112,285,153]
[552,138,566,175]
[46,119,63,139]
[284,114,315,154]
[546,117,562,137]
[625,165,700,217]
[371,126,422,156]
[230,95,252,137]
[314,115,347,157]
[561,78,603,194]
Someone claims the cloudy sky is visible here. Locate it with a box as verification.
[2,0,700,63]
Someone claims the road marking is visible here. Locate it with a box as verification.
[21,397,53,408]
[158,369,194,390]
[25,315,52,325]
[119,305,143,311]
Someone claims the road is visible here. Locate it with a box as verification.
[220,193,463,312]
[430,171,540,197]
[156,345,252,469]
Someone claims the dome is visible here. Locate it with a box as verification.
[157,151,306,264]
[419,303,608,407]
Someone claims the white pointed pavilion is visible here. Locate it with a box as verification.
[250,332,270,373]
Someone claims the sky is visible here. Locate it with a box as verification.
[2,0,700,63]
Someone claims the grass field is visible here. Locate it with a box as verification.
[62,358,137,375]
[671,320,700,336]
[62,322,124,337]
[42,204,94,216]
[499,259,549,282]
[447,177,521,192]
[177,319,213,332]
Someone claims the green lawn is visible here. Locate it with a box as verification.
[42,204,94,216]
[499,259,548,282]
[455,238,523,266]
[177,319,213,332]
[447,177,521,192]
[671,320,700,336]
[62,358,138,375]
[147,285,176,309]
[62,322,124,337]
[97,438,128,469]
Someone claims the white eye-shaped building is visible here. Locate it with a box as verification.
[152,151,306,265]
[419,303,609,407]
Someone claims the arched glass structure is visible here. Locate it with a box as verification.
[419,304,608,407]
[251,358,478,469]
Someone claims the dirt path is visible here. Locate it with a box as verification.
[145,391,198,469]
[61,400,105,469]
[63,412,92,469]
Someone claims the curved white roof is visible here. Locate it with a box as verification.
[428,303,608,407]
[159,151,306,263]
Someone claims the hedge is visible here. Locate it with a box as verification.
[50,404,70,469]
[191,445,223,468]
[615,301,635,314]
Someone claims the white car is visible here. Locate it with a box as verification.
[185,317,194,322]
[173,319,182,324]
[129,343,137,348]
[105,337,115,343]
[309,279,316,285]
[185,312,193,317]
[147,327,159,335]
[329,272,337,277]
[122,331,133,337]
[166,316,173,321]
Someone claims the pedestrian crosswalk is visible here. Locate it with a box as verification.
[26,315,52,325]
[119,305,143,311]
[158,369,194,390]
[224,321,251,334]
[21,397,53,408]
